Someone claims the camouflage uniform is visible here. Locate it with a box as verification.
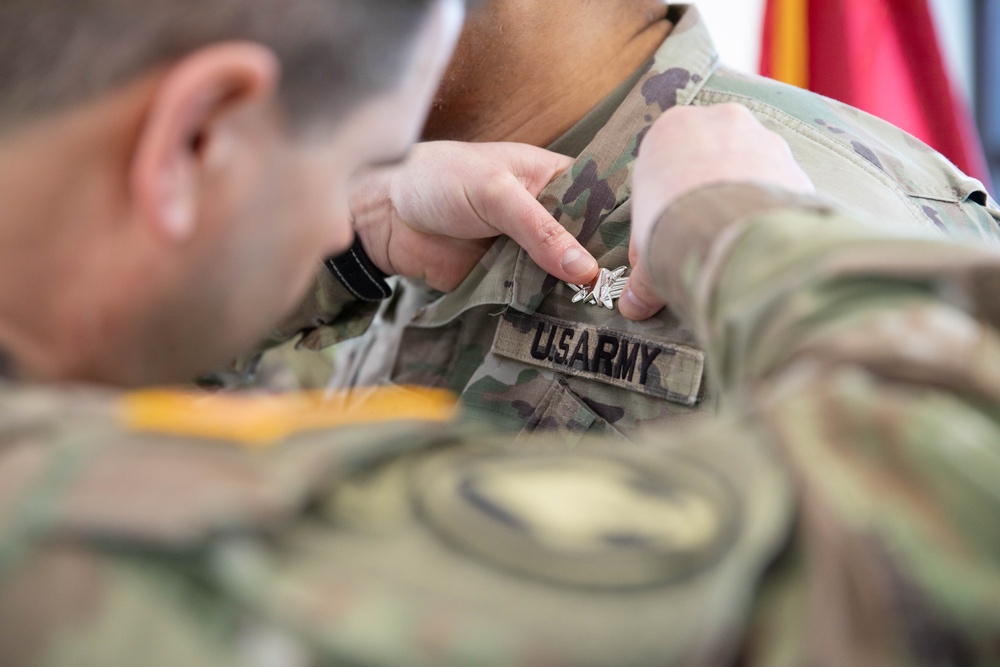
[302,4,1000,443]
[2,183,1000,665]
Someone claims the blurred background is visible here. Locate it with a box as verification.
[692,0,1000,194]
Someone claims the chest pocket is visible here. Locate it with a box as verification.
[491,310,704,406]
[387,201,710,443]
[488,308,709,441]
[390,301,709,443]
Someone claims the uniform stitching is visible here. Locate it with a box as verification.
[693,90,931,232]
[349,248,390,299]
[325,259,365,301]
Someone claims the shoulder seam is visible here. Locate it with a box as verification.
[692,88,931,232]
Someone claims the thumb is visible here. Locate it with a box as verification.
[619,261,667,321]
[500,143,576,196]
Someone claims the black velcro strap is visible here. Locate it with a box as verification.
[0,347,14,380]
[323,238,392,302]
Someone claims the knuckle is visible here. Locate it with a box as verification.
[719,102,751,119]
[533,218,567,252]
[425,263,462,292]
[477,171,514,207]
[766,135,794,159]
[635,277,659,301]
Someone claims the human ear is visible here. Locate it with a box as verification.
[129,42,279,242]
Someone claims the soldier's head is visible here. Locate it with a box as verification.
[423,0,671,145]
[0,0,464,385]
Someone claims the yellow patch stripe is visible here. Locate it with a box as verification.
[770,0,809,89]
[120,386,457,447]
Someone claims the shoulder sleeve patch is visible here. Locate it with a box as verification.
[414,448,737,589]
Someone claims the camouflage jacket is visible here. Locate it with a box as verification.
[310,4,1000,443]
[2,183,1000,665]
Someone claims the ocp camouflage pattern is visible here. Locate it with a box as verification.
[2,184,1000,665]
[321,3,1000,443]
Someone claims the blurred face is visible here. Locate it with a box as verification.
[138,0,465,383]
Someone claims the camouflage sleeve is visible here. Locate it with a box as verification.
[6,189,1000,666]
[0,547,250,667]
[645,183,1000,663]
[0,391,792,667]
[644,182,1000,392]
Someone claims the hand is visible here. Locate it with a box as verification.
[619,104,815,320]
[350,141,598,292]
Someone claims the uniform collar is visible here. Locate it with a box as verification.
[546,63,649,159]
[511,4,720,312]
[411,5,720,326]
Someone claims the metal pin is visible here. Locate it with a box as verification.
[566,266,629,310]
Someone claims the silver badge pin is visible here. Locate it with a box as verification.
[567,266,629,310]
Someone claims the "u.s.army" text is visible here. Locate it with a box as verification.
[491,311,705,406]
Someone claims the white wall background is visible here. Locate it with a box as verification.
[689,0,766,75]
[690,0,974,103]
[928,0,973,100]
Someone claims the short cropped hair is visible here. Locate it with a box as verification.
[0,0,440,130]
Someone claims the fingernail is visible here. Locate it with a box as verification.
[561,248,598,279]
[619,288,653,320]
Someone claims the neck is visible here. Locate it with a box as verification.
[423,2,672,146]
[0,86,153,384]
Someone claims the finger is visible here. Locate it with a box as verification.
[508,146,574,197]
[619,261,667,321]
[479,180,598,283]
[627,235,640,272]
[423,241,490,291]
[499,144,576,196]
[401,236,490,292]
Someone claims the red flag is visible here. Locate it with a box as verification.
[761,0,991,188]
